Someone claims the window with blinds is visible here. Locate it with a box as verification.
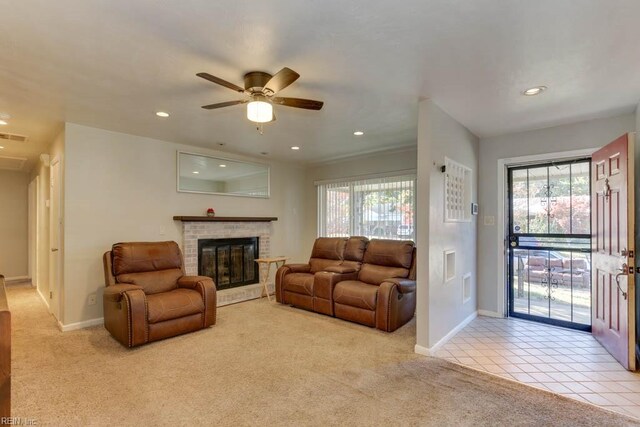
[317,174,416,241]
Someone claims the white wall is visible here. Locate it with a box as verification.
[62,123,307,325]
[477,113,635,315]
[303,147,417,254]
[0,169,29,279]
[415,99,479,351]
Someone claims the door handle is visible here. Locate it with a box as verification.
[615,263,628,300]
[51,248,59,252]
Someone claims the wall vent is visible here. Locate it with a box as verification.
[463,273,472,303]
[444,250,456,283]
[0,132,28,142]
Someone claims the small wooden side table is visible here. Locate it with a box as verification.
[255,257,288,301]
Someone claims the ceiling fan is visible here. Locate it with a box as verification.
[196,67,324,125]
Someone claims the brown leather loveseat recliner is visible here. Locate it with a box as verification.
[276,238,416,332]
[102,241,217,347]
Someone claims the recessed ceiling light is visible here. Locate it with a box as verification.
[522,86,547,96]
[353,131,364,136]
[156,111,170,118]
[219,164,227,168]
[291,146,300,150]
[192,171,199,174]
[0,120,7,126]
[0,146,4,149]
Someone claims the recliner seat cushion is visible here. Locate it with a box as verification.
[358,264,409,286]
[147,288,204,324]
[283,273,315,296]
[333,280,378,310]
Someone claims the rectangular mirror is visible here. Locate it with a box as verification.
[177,151,270,198]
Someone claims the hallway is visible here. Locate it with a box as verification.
[433,316,640,419]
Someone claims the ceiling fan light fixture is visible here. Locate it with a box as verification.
[247,96,273,123]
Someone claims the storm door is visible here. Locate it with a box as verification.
[508,159,591,331]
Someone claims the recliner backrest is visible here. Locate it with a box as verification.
[111,241,184,294]
[308,237,347,273]
[342,236,369,271]
[358,239,414,285]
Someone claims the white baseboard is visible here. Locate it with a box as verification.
[478,309,503,318]
[414,311,478,356]
[414,344,431,357]
[37,287,50,308]
[58,317,104,332]
[5,276,30,283]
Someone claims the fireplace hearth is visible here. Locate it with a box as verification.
[198,237,259,290]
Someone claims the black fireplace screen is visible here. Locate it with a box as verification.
[198,237,259,290]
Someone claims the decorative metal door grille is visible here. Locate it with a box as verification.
[507,158,592,331]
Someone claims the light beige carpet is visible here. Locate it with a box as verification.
[8,286,639,426]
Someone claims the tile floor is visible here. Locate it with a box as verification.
[433,316,640,419]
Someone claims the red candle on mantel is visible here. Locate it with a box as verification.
[206,208,215,217]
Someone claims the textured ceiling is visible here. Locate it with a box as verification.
[0,0,639,170]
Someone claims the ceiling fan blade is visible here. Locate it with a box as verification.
[196,72,245,93]
[201,100,248,110]
[272,97,324,110]
[264,67,300,95]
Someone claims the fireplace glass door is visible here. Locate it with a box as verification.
[198,238,259,290]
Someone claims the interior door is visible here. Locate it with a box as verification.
[49,158,61,319]
[592,133,636,370]
[28,177,37,286]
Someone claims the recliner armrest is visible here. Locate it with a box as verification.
[178,275,215,289]
[178,276,217,327]
[103,283,144,302]
[283,263,311,273]
[382,278,416,294]
[324,265,357,274]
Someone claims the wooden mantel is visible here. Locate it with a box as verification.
[173,216,278,222]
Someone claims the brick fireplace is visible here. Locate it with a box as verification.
[176,216,276,306]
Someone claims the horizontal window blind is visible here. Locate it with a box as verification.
[317,174,416,241]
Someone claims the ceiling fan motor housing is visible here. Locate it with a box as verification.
[244,71,273,94]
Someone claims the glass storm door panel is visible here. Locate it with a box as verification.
[508,159,592,331]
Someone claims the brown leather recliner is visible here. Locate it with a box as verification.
[275,237,369,312]
[333,239,416,332]
[102,241,217,347]
[275,237,348,311]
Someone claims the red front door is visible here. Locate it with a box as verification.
[591,133,636,370]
